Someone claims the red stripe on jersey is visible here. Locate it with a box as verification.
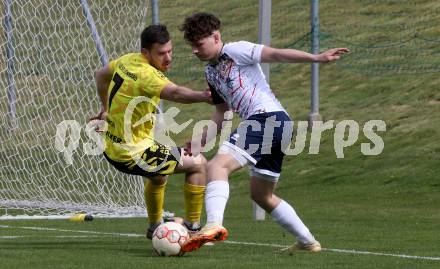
[244,83,257,116]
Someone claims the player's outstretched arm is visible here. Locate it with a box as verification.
[90,64,112,121]
[261,46,349,63]
[160,83,212,104]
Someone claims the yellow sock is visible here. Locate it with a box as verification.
[144,179,166,225]
[184,182,205,223]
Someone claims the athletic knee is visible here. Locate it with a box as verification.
[251,192,266,205]
[148,175,167,185]
[206,159,216,172]
[188,153,207,173]
[207,158,228,174]
[196,156,207,174]
[207,155,233,171]
[251,189,281,212]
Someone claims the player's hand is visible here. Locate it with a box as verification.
[184,140,203,157]
[183,141,193,156]
[317,48,349,63]
[89,110,108,122]
[88,110,108,133]
[202,88,213,104]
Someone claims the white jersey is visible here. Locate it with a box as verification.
[205,41,286,119]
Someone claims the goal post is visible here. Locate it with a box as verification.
[0,0,151,219]
[252,0,272,221]
[80,0,109,66]
[4,0,17,128]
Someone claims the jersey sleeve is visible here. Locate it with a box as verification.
[108,59,118,74]
[223,41,264,65]
[142,68,171,97]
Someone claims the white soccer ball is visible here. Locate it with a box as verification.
[152,222,189,256]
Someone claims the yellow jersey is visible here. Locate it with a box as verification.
[104,53,171,161]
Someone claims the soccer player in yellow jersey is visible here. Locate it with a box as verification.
[91,25,212,238]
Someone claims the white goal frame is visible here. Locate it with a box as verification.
[0,0,153,220]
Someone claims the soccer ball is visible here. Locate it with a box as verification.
[152,222,189,256]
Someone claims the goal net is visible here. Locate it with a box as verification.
[0,0,151,219]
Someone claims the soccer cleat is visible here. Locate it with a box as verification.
[183,220,201,236]
[146,222,161,240]
[181,223,228,252]
[277,240,321,254]
[146,216,182,239]
[182,222,214,245]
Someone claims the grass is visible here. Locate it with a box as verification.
[1,179,439,269]
[1,0,440,268]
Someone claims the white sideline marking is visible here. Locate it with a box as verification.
[1,225,440,261]
[0,225,142,237]
[224,240,286,248]
[0,236,24,239]
[0,235,101,239]
[322,247,440,261]
[225,240,440,261]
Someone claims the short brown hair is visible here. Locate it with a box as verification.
[140,24,170,50]
[180,12,221,43]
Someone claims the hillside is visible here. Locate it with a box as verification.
[157,0,440,187]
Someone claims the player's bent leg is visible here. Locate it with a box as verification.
[181,153,243,253]
[145,175,168,239]
[207,148,246,180]
[250,173,321,253]
[249,175,280,212]
[174,151,207,229]
[107,142,181,240]
[182,182,205,230]
[204,153,243,225]
[174,151,207,178]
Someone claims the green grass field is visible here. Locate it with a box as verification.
[1,174,439,269]
[1,0,440,268]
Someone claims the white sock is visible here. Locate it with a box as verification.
[271,200,315,243]
[205,180,229,225]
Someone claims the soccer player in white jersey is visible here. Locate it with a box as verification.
[179,12,349,253]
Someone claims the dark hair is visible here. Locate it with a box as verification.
[140,24,170,50]
[180,12,221,43]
